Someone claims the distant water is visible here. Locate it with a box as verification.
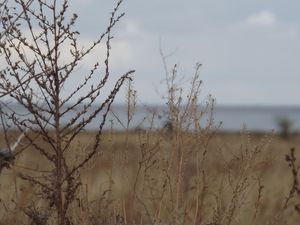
[2,104,300,132]
[212,106,300,132]
[106,105,300,132]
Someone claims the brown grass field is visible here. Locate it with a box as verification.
[0,130,299,225]
[2,0,300,224]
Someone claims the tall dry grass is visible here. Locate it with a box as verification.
[0,59,299,225]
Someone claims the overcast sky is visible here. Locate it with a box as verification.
[68,0,300,106]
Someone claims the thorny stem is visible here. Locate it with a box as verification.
[0,0,132,224]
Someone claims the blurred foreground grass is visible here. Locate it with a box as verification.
[0,130,299,224]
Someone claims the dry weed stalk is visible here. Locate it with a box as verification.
[98,56,287,224]
[0,0,133,224]
[118,51,219,225]
[286,148,300,215]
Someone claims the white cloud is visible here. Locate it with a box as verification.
[71,19,154,71]
[245,10,277,27]
[122,19,144,37]
[228,10,300,40]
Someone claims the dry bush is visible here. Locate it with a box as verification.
[64,57,298,225]
[0,54,297,225]
[0,0,133,224]
[286,148,300,216]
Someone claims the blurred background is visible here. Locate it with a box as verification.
[64,0,300,132]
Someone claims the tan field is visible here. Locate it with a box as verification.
[0,130,300,225]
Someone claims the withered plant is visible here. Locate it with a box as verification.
[286,148,300,215]
[0,0,133,224]
[121,50,219,225]
[85,53,290,225]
